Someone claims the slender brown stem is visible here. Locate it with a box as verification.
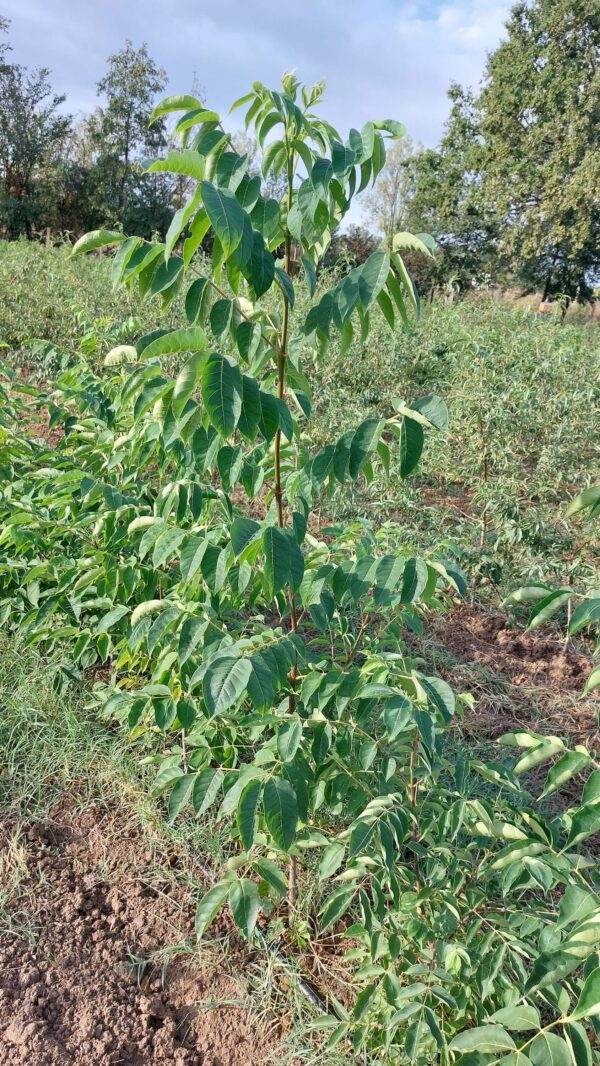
[274,129,301,929]
[288,855,297,916]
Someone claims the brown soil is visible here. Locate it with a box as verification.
[0,800,277,1066]
[421,605,599,744]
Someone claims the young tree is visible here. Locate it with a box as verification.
[363,135,417,248]
[91,41,171,236]
[0,20,71,237]
[480,0,600,300]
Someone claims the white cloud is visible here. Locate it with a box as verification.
[3,0,511,141]
[1,0,511,226]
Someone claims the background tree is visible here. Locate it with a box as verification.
[479,0,600,300]
[91,41,171,237]
[320,223,380,272]
[0,19,71,238]
[363,135,417,248]
[405,86,498,290]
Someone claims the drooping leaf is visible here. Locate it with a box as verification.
[195,881,230,938]
[229,878,260,939]
[263,778,298,851]
[201,181,246,257]
[263,526,304,596]
[201,353,243,436]
[398,417,424,478]
[237,778,262,849]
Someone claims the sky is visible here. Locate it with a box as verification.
[3,0,512,148]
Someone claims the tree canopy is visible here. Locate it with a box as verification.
[405,0,600,299]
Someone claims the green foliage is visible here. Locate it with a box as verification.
[407,0,600,299]
[0,26,72,239]
[1,73,600,1063]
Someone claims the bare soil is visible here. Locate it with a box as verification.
[420,604,599,744]
[0,800,276,1066]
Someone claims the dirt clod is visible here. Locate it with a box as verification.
[0,803,273,1065]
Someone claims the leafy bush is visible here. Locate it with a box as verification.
[2,75,600,1062]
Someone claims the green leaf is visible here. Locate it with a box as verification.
[192,768,224,815]
[247,233,275,297]
[277,720,302,762]
[71,229,127,256]
[411,394,449,431]
[247,653,277,712]
[400,558,429,604]
[210,298,233,338]
[203,656,252,716]
[564,1021,593,1066]
[149,256,183,296]
[96,605,129,634]
[349,418,383,479]
[541,750,591,799]
[567,801,600,847]
[488,1006,541,1031]
[237,778,262,849]
[320,885,356,931]
[357,252,390,310]
[393,231,435,258]
[231,516,261,557]
[263,778,298,852]
[172,353,206,417]
[318,843,346,880]
[274,267,295,306]
[150,94,203,123]
[238,375,262,441]
[569,598,600,636]
[180,536,208,583]
[349,820,376,858]
[558,885,599,929]
[526,589,573,630]
[584,665,600,697]
[195,881,230,938]
[566,484,600,518]
[263,526,304,596]
[201,180,246,257]
[448,1026,516,1054]
[142,327,208,361]
[529,1033,571,1066]
[253,858,287,898]
[570,967,600,1021]
[229,878,260,939]
[168,773,195,821]
[398,417,424,477]
[146,149,205,182]
[236,321,262,362]
[185,277,209,325]
[152,527,186,568]
[201,353,243,436]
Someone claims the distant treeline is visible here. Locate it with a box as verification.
[1,0,599,301]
